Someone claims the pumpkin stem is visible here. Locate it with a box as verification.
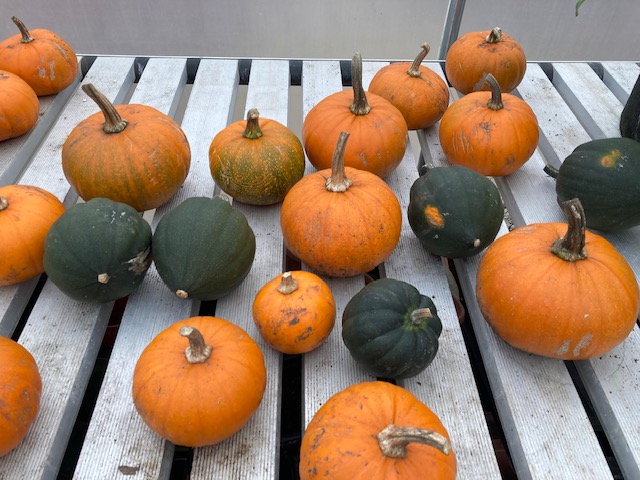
[407,43,430,78]
[176,289,189,299]
[377,424,451,458]
[243,108,264,140]
[543,164,560,179]
[485,74,504,111]
[97,273,110,284]
[485,27,503,44]
[277,272,299,295]
[11,17,34,44]
[409,308,432,326]
[349,53,372,116]
[325,132,353,192]
[550,198,588,262]
[180,325,213,364]
[81,83,128,134]
[0,196,8,211]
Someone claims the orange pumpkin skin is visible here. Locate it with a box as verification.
[0,184,65,286]
[445,27,526,94]
[0,70,39,141]
[132,316,267,447]
[0,336,42,457]
[252,271,336,354]
[299,381,457,480]
[0,17,77,96]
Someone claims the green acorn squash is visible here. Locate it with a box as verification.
[341,278,442,379]
[407,165,504,258]
[545,137,640,231]
[620,73,640,142]
[152,196,256,300]
[43,198,152,303]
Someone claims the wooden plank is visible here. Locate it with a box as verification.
[600,61,640,103]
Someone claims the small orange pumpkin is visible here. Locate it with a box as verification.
[368,43,450,130]
[62,83,191,212]
[438,73,539,176]
[0,184,65,286]
[299,381,456,480]
[445,27,526,94]
[252,271,336,354]
[476,198,640,359]
[302,53,408,178]
[0,16,78,96]
[0,336,42,457]
[280,132,402,277]
[132,316,267,447]
[0,70,39,141]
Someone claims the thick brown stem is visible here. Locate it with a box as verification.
[180,326,213,363]
[409,308,433,326]
[325,132,353,192]
[485,74,504,111]
[485,27,503,44]
[81,83,128,134]
[407,43,430,78]
[349,53,371,116]
[0,196,8,211]
[243,108,263,140]
[377,424,451,458]
[277,272,299,295]
[551,198,588,262]
[11,17,34,44]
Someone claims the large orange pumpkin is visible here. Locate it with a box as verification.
[445,27,526,94]
[368,43,450,130]
[0,336,42,457]
[132,316,267,447]
[299,381,456,480]
[0,184,65,286]
[0,16,78,96]
[0,70,39,141]
[476,198,640,359]
[280,132,402,277]
[62,83,191,212]
[302,53,408,178]
[439,73,539,176]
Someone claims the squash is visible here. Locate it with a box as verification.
[476,198,640,359]
[209,108,305,205]
[0,70,39,141]
[620,72,640,142]
[439,73,539,177]
[252,271,336,354]
[0,184,65,286]
[0,336,42,457]
[341,278,442,379]
[407,165,503,258]
[544,137,640,231]
[43,197,152,303]
[280,132,402,277]
[302,52,408,178]
[445,27,526,94]
[62,84,191,212]
[0,16,77,96]
[368,43,450,130]
[152,196,256,300]
[132,316,267,447]
[299,381,456,480]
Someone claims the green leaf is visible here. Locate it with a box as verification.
[575,0,586,16]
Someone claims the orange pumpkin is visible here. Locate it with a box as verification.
[62,83,191,212]
[302,53,408,178]
[132,316,267,447]
[299,381,456,480]
[438,73,539,176]
[476,198,640,359]
[280,132,402,277]
[445,27,526,94]
[252,271,336,354]
[368,43,450,130]
[0,16,77,96]
[0,336,42,457]
[0,184,65,286]
[0,70,39,141]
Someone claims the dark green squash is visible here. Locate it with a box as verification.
[545,137,640,231]
[152,196,256,300]
[407,165,504,258]
[341,278,442,379]
[620,73,640,142]
[43,198,152,303]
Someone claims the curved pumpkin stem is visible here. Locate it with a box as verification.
[243,108,264,140]
[81,83,128,134]
[349,53,371,116]
[551,198,588,262]
[180,325,213,364]
[277,272,299,295]
[0,196,8,211]
[377,424,451,458]
[407,43,430,78]
[325,132,353,192]
[485,74,504,111]
[409,308,433,326]
[11,16,34,44]
[485,27,503,44]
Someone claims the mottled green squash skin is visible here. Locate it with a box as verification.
[43,198,152,303]
[620,73,640,142]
